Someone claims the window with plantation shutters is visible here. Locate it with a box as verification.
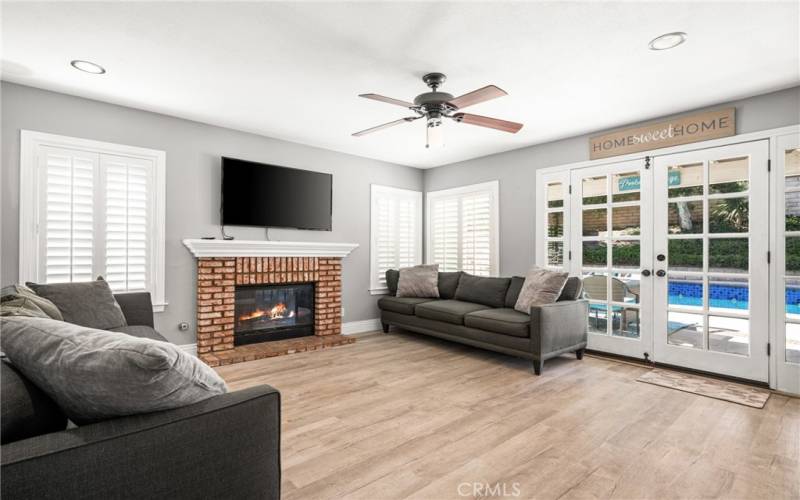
[370,185,422,293]
[426,181,499,276]
[20,131,166,311]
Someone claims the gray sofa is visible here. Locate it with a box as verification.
[1,292,281,500]
[379,270,588,375]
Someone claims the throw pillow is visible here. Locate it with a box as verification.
[1,284,63,321]
[0,317,228,425]
[385,269,400,296]
[0,295,50,319]
[437,271,462,300]
[514,267,570,313]
[558,276,584,301]
[396,264,440,298]
[27,278,126,330]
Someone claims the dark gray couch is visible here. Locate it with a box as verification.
[379,271,588,375]
[1,292,281,500]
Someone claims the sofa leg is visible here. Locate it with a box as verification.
[576,349,584,360]
[381,322,390,333]
[532,359,543,376]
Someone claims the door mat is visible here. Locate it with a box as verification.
[637,369,770,408]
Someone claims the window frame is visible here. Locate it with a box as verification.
[19,130,167,311]
[425,180,500,276]
[369,184,423,295]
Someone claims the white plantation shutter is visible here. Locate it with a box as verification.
[41,147,96,283]
[427,181,499,276]
[370,185,422,292]
[104,155,152,292]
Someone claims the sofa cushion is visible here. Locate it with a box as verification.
[454,274,511,308]
[377,296,435,316]
[110,325,168,342]
[415,300,491,325]
[1,360,68,444]
[27,278,126,330]
[386,269,400,296]
[437,272,462,300]
[504,276,525,308]
[0,316,228,425]
[464,308,531,338]
[558,277,584,301]
[397,264,440,298]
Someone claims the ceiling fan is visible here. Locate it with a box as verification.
[352,72,523,148]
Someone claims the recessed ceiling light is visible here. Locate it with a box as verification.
[70,60,106,74]
[648,32,688,51]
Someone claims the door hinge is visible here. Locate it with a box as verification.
[767,343,771,356]
[767,251,771,264]
[568,250,572,260]
[767,159,771,172]
[645,156,651,169]
[568,185,572,194]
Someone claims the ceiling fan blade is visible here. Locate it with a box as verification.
[352,117,419,137]
[452,113,523,133]
[359,93,415,108]
[447,85,507,109]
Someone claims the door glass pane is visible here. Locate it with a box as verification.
[784,148,800,181]
[709,238,748,273]
[547,211,564,237]
[785,279,800,363]
[612,171,641,202]
[583,241,607,267]
[612,306,640,338]
[582,176,607,205]
[582,209,606,236]
[612,240,639,271]
[612,205,640,236]
[668,201,702,234]
[668,311,704,349]
[787,237,800,276]
[583,274,609,301]
[668,275,704,309]
[787,323,800,364]
[547,242,563,266]
[709,198,748,233]
[547,182,564,208]
[709,277,749,313]
[708,316,749,356]
[787,279,800,317]
[588,304,609,335]
[668,163,703,198]
[786,191,800,231]
[669,238,703,272]
[709,156,748,194]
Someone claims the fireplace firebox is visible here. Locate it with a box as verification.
[234,283,315,345]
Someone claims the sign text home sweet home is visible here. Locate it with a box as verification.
[589,108,735,160]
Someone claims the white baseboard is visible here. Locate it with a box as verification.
[179,343,197,357]
[342,318,382,335]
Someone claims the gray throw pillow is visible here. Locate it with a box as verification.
[0,317,228,425]
[437,272,462,300]
[514,267,570,313]
[1,284,63,321]
[385,269,400,296]
[27,278,126,330]
[397,264,440,298]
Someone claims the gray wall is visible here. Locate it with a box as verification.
[424,86,800,278]
[1,82,423,344]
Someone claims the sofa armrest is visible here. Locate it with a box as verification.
[114,292,155,327]
[1,385,281,500]
[530,300,589,358]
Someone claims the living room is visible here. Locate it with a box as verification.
[1,1,799,499]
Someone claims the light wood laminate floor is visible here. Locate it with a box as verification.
[216,330,800,500]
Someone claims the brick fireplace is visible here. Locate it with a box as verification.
[183,240,359,366]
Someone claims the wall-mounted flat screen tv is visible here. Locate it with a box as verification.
[221,157,332,230]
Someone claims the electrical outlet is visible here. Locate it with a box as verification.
[178,322,190,331]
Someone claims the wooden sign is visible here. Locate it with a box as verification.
[589,107,735,160]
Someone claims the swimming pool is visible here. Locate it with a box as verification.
[668,282,800,314]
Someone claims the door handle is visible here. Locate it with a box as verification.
[656,270,667,277]
[657,254,666,261]
[641,269,651,277]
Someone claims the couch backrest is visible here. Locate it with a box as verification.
[1,359,67,444]
[454,274,511,308]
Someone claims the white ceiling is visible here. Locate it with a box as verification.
[3,2,798,169]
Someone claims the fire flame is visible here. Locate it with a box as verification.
[239,303,295,322]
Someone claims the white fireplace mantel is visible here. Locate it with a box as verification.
[182,239,359,258]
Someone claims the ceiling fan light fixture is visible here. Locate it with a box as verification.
[426,117,443,149]
[648,32,687,51]
[70,59,106,74]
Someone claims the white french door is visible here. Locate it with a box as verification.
[652,141,769,382]
[570,160,653,358]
